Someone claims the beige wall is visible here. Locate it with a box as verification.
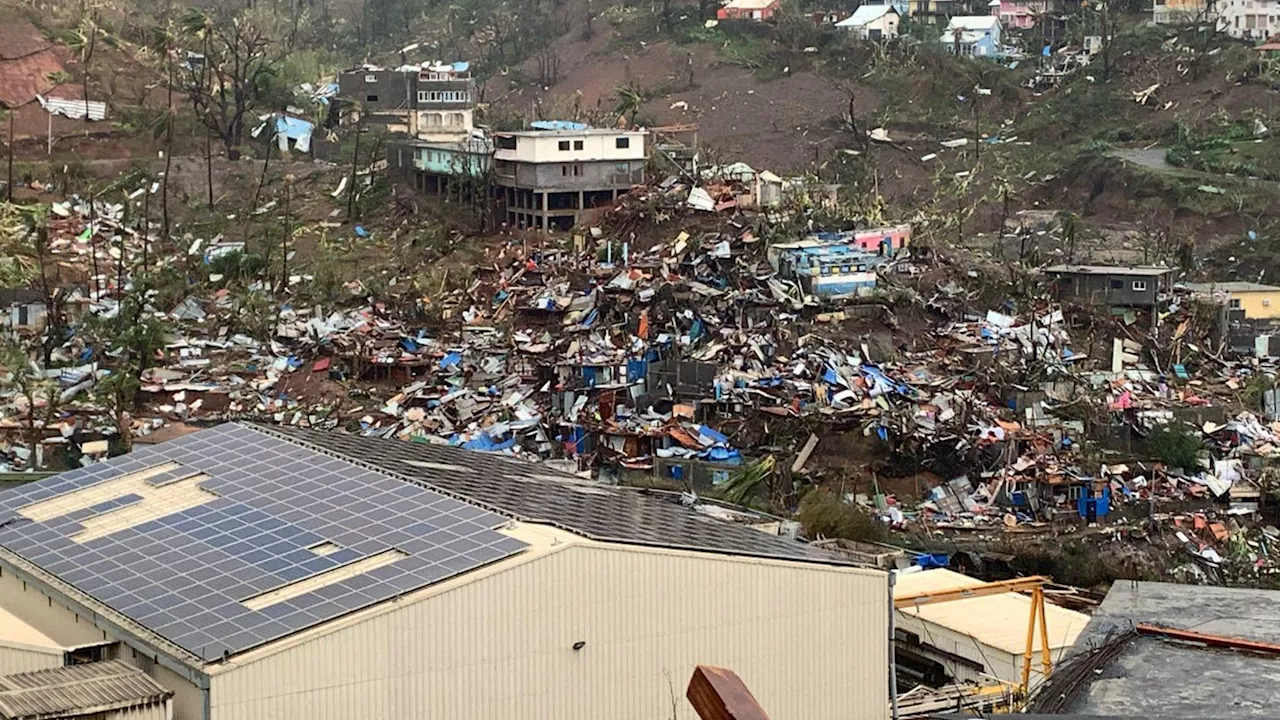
[0,568,109,647]
[210,541,888,720]
[0,643,62,675]
[0,569,205,719]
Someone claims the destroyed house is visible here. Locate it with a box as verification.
[0,289,45,334]
[0,422,890,720]
[771,244,885,298]
[1044,265,1174,308]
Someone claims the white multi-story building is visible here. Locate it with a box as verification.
[492,123,648,231]
[1217,0,1279,39]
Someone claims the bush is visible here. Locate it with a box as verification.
[797,488,885,542]
[1145,422,1203,471]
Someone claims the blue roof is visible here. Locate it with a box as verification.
[530,120,590,131]
[0,423,526,662]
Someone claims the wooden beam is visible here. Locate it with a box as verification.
[894,576,1050,609]
[686,665,770,720]
[1136,623,1280,654]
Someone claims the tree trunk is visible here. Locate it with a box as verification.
[347,109,363,219]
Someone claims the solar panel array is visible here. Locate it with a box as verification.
[0,424,527,661]
[264,424,839,563]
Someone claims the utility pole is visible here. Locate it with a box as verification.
[5,111,12,203]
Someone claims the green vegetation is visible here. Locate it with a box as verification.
[1167,118,1280,181]
[797,489,885,543]
[1145,423,1203,471]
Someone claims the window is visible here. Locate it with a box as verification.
[1230,298,1243,309]
[424,112,442,127]
[417,91,429,103]
[447,113,464,126]
[572,164,583,176]
[496,136,517,150]
[1109,279,1123,289]
[1132,280,1148,292]
[558,140,571,151]
[574,140,584,150]
[616,137,630,149]
[365,94,378,102]
[364,74,377,83]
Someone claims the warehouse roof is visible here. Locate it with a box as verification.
[0,423,527,663]
[894,569,1089,655]
[0,423,840,668]
[257,423,835,563]
[0,660,172,720]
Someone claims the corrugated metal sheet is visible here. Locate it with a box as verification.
[211,534,888,720]
[894,569,1089,655]
[0,660,172,719]
[37,96,107,121]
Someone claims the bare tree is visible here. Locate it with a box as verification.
[179,7,281,160]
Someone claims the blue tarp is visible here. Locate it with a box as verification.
[626,359,648,383]
[702,447,743,464]
[462,434,518,452]
[695,425,730,445]
[439,352,462,369]
[530,119,589,131]
[275,115,314,141]
[914,553,950,569]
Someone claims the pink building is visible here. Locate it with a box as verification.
[853,224,911,255]
[989,0,1038,29]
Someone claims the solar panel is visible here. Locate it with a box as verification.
[0,424,527,661]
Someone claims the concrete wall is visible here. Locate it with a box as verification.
[1050,272,1165,307]
[1232,290,1280,320]
[494,131,646,164]
[209,535,889,720]
[497,159,643,192]
[339,71,415,111]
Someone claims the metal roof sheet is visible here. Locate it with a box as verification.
[894,569,1089,655]
[0,660,171,720]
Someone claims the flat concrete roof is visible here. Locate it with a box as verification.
[1067,581,1280,718]
[1044,265,1175,276]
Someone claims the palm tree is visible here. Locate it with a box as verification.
[613,84,645,128]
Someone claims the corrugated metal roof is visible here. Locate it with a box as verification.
[893,569,1089,655]
[0,660,172,719]
[37,96,107,122]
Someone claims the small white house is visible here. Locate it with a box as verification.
[940,15,1003,57]
[836,5,901,39]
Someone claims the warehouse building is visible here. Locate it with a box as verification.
[0,660,173,720]
[893,569,1088,688]
[0,423,889,720]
